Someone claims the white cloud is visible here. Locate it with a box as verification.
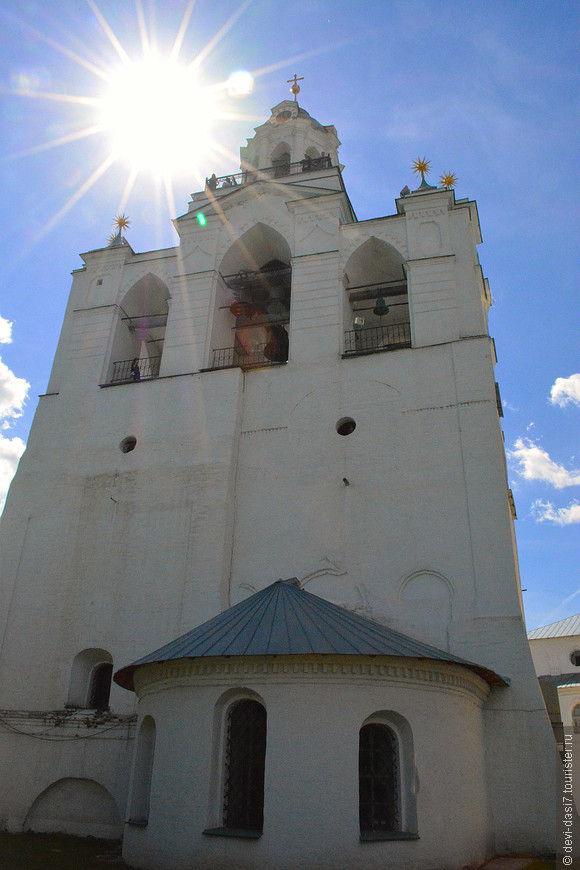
[0,320,30,509]
[509,438,580,489]
[0,316,13,344]
[532,500,580,526]
[550,374,580,408]
[0,358,29,425]
[0,434,26,514]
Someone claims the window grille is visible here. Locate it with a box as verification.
[359,723,400,833]
[344,322,411,356]
[223,700,267,832]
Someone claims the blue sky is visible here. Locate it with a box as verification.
[0,0,577,631]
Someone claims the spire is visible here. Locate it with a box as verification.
[107,213,130,247]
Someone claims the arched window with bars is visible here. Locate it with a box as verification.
[359,723,399,835]
[358,713,418,841]
[223,699,267,834]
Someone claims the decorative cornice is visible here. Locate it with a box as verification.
[403,399,493,414]
[405,255,456,268]
[241,426,288,435]
[133,654,489,703]
[407,206,449,220]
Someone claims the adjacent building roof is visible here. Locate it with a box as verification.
[114,579,508,691]
[528,614,580,640]
[557,678,580,689]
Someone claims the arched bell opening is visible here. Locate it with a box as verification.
[108,273,170,383]
[271,141,291,178]
[343,238,410,356]
[211,224,292,370]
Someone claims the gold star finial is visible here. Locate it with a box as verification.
[287,74,304,102]
[440,171,458,189]
[114,213,130,231]
[412,157,431,181]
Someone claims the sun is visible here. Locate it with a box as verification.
[6,0,344,237]
[98,56,219,176]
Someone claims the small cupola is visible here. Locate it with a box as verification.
[240,100,341,174]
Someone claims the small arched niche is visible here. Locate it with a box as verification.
[108,273,170,383]
[67,648,113,710]
[25,777,122,839]
[343,237,410,356]
[210,224,291,370]
[398,572,453,650]
[128,716,156,825]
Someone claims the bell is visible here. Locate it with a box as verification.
[230,301,255,318]
[373,297,389,317]
[263,325,289,362]
[267,298,289,319]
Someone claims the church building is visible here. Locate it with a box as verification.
[0,89,556,869]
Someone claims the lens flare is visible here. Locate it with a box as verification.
[227,70,254,97]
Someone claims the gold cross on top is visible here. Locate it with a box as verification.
[287,74,304,101]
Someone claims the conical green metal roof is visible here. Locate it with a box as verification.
[114,579,507,691]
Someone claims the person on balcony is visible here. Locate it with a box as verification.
[131,358,141,382]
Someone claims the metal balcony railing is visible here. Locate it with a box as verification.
[212,343,287,371]
[344,322,411,356]
[110,356,161,384]
[205,157,333,192]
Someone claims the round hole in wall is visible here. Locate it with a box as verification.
[119,436,137,454]
[570,650,580,667]
[336,417,356,436]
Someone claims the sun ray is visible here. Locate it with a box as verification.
[208,139,245,168]
[3,87,100,107]
[0,7,110,82]
[38,152,117,239]
[162,174,178,226]
[170,0,197,62]
[212,111,264,123]
[87,0,131,65]
[117,167,140,218]
[189,0,252,71]
[0,125,105,163]
[135,0,152,57]
[251,38,355,81]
